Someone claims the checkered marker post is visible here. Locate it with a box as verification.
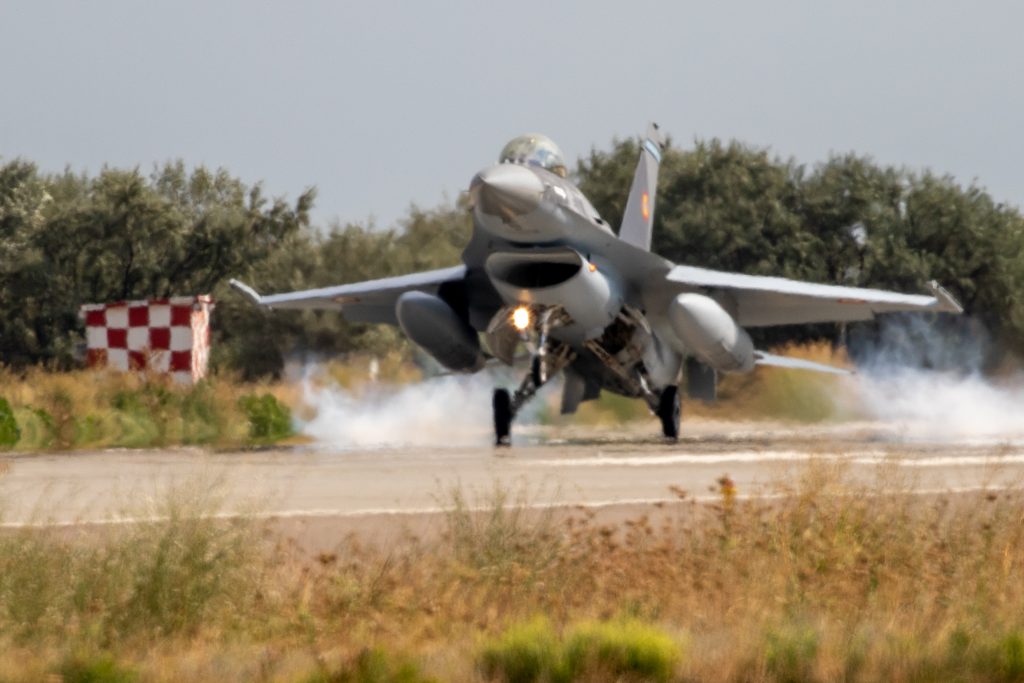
[80,296,214,384]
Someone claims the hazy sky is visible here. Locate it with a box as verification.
[2,1,1021,230]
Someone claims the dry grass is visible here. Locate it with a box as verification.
[688,342,860,423]
[0,367,296,450]
[2,460,1024,681]
[554,342,859,427]
[0,343,859,452]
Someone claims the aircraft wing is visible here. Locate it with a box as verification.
[665,265,962,327]
[229,265,466,324]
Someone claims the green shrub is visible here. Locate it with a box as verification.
[479,617,681,683]
[238,392,292,442]
[12,407,54,449]
[111,384,175,446]
[562,619,680,682]
[0,397,19,448]
[178,383,225,444]
[58,652,138,683]
[479,617,563,683]
[763,623,820,683]
[962,630,1024,682]
[306,648,436,683]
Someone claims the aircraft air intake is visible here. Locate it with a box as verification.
[485,248,622,340]
[668,293,755,373]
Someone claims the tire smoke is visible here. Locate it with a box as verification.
[299,374,490,448]
[297,366,549,448]
[849,316,1024,442]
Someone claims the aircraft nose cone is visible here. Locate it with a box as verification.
[473,164,545,218]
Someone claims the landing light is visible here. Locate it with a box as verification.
[512,306,531,331]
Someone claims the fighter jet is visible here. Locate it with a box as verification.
[231,124,962,444]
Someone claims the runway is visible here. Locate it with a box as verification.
[3,419,1024,530]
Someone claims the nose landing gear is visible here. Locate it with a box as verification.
[492,307,574,446]
[492,342,574,446]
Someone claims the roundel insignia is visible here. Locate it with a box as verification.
[641,192,650,220]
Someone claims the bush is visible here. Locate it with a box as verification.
[58,652,138,683]
[562,619,681,682]
[762,623,820,683]
[238,392,293,442]
[961,630,1024,683]
[305,648,437,683]
[0,397,19,448]
[478,617,563,683]
[479,617,681,683]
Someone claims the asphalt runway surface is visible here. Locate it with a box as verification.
[3,419,1024,541]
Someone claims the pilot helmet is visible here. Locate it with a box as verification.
[498,134,567,178]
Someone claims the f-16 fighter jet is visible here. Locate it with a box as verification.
[232,124,962,445]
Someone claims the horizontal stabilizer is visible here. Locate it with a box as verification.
[754,351,853,376]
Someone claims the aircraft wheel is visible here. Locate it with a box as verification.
[657,385,681,440]
[493,388,512,446]
[530,356,544,387]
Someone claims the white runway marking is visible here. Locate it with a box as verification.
[2,485,1019,529]
[523,450,1024,468]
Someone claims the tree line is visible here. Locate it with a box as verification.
[1,136,1021,377]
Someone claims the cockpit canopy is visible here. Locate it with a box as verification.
[498,134,567,178]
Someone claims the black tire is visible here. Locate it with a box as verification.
[493,388,512,446]
[530,356,544,387]
[657,385,681,440]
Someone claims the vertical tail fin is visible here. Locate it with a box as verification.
[618,122,666,252]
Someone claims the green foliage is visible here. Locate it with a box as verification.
[238,392,292,441]
[3,131,1024,377]
[0,159,314,371]
[478,617,681,683]
[1,371,289,452]
[561,619,681,682]
[13,407,54,449]
[0,397,19,448]
[306,648,437,683]
[478,617,563,683]
[57,652,138,683]
[762,623,820,683]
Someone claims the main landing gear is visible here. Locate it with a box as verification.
[656,385,681,440]
[488,303,683,445]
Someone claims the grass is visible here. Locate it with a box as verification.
[0,476,261,646]
[551,341,859,427]
[3,460,1024,681]
[441,483,563,579]
[0,342,859,450]
[0,367,295,450]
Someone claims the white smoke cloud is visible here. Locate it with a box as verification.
[851,369,1024,442]
[297,366,553,449]
[847,316,1024,442]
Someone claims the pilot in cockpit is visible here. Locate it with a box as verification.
[498,134,568,178]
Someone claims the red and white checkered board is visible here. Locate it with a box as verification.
[81,296,213,383]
